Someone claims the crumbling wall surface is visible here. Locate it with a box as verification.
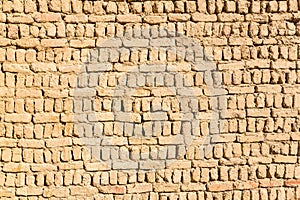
[1,0,300,199]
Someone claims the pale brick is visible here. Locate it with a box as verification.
[89,14,115,22]
[207,181,233,192]
[18,139,44,148]
[16,187,43,196]
[116,14,141,23]
[153,183,180,192]
[31,62,56,72]
[143,16,167,24]
[0,138,17,147]
[69,186,98,196]
[127,183,152,193]
[0,87,14,97]
[98,186,126,194]
[31,164,57,172]
[7,14,34,24]
[168,14,191,22]
[0,38,11,46]
[247,108,270,117]
[5,114,32,123]
[65,14,88,23]
[16,38,39,48]
[85,163,110,171]
[70,39,95,48]
[3,63,30,73]
[3,163,30,172]
[33,13,62,22]
[45,137,72,147]
[16,89,42,97]
[192,13,217,22]
[0,188,15,197]
[274,155,297,163]
[33,113,60,123]
[43,187,69,198]
[234,181,259,190]
[41,39,67,47]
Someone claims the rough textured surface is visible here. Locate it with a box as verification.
[0,0,300,199]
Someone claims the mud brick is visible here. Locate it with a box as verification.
[207,181,233,192]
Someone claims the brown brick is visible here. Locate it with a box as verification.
[285,179,300,186]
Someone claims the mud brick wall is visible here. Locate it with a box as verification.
[1,0,300,199]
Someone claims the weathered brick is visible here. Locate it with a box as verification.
[16,89,42,97]
[33,113,60,123]
[0,138,17,147]
[65,14,88,23]
[247,108,270,117]
[4,114,32,123]
[70,39,95,48]
[33,13,62,22]
[7,14,34,24]
[45,137,72,147]
[16,187,43,196]
[43,187,69,198]
[168,13,191,21]
[192,13,217,21]
[143,16,167,24]
[69,186,98,196]
[89,14,115,22]
[274,155,297,163]
[16,38,39,48]
[18,139,44,148]
[153,183,180,192]
[234,181,259,190]
[41,39,67,48]
[3,163,30,172]
[85,163,110,171]
[31,62,56,72]
[116,14,141,23]
[127,183,152,193]
[0,38,11,46]
[98,186,126,194]
[207,181,233,192]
